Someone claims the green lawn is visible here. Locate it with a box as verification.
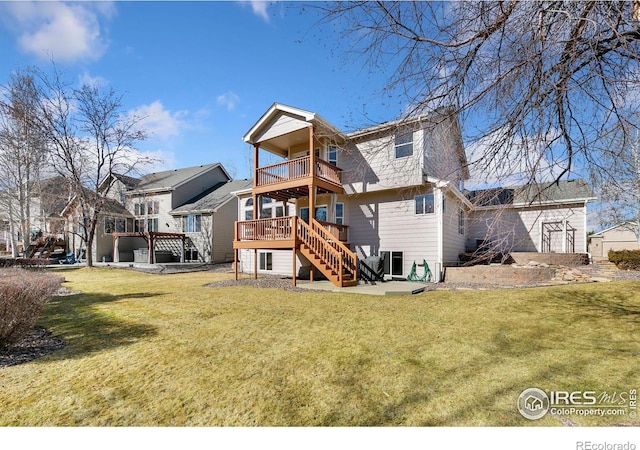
[1,267,638,426]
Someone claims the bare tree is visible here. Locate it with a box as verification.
[593,122,640,244]
[32,66,151,266]
[316,1,640,186]
[0,70,48,256]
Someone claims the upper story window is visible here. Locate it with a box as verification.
[183,214,202,233]
[395,130,414,158]
[458,208,465,235]
[328,145,338,166]
[415,193,435,215]
[134,202,145,216]
[147,200,159,215]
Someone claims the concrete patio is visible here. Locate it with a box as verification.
[295,279,433,296]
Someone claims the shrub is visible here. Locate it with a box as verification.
[608,249,640,270]
[0,269,62,349]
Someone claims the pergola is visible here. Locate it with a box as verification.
[112,231,186,264]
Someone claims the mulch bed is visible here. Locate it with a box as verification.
[0,327,66,369]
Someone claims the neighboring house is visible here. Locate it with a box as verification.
[111,163,238,264]
[61,163,244,265]
[232,103,596,287]
[169,178,253,263]
[0,176,72,256]
[589,222,640,258]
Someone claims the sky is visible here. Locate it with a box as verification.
[0,0,400,179]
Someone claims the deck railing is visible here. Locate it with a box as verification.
[255,156,342,188]
[310,218,357,280]
[236,216,294,241]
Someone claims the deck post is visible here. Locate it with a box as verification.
[253,249,257,279]
[234,248,238,281]
[292,247,297,287]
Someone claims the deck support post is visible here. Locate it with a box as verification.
[253,248,258,279]
[292,247,297,287]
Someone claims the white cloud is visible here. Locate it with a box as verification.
[127,101,187,141]
[78,71,108,88]
[239,1,270,22]
[2,1,114,62]
[217,91,240,112]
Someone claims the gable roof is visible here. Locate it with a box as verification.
[243,103,347,157]
[129,163,229,194]
[170,179,253,215]
[468,179,596,208]
[591,221,638,237]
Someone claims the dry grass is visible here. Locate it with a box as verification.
[0,267,638,426]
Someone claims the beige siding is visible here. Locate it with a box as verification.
[468,203,589,253]
[256,113,308,143]
[238,249,302,275]
[341,130,424,194]
[212,199,237,263]
[441,193,467,266]
[346,188,439,277]
[591,226,639,256]
[424,114,466,182]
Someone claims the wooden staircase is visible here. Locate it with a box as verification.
[296,218,358,287]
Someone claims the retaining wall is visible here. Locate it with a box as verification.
[444,265,556,285]
[508,252,589,266]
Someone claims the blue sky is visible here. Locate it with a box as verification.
[0,1,400,179]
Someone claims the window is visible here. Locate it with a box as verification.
[259,252,273,271]
[147,200,159,215]
[415,194,435,214]
[315,205,327,222]
[115,218,128,233]
[134,203,145,216]
[395,131,413,158]
[244,197,254,221]
[458,208,465,235]
[335,203,344,225]
[276,206,284,217]
[381,251,404,276]
[328,145,338,166]
[183,214,202,233]
[259,197,273,219]
[260,207,272,219]
[134,219,145,232]
[147,218,159,232]
[301,206,327,222]
[104,217,115,234]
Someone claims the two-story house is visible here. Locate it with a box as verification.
[232,103,595,287]
[65,163,248,265]
[232,103,471,287]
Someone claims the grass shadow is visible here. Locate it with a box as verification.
[37,291,159,362]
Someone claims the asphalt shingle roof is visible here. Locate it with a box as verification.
[131,163,222,192]
[468,179,596,207]
[170,179,253,214]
